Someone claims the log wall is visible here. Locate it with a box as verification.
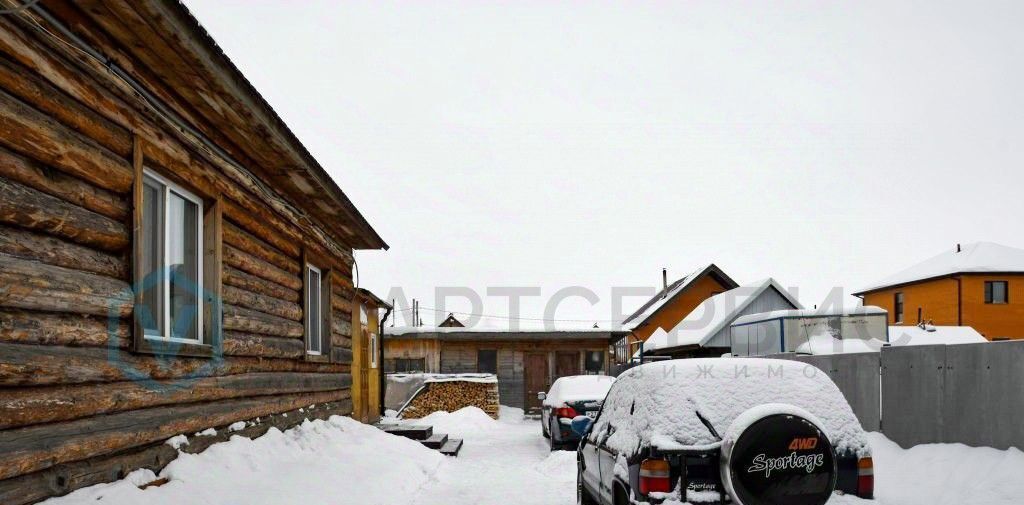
[0,5,362,502]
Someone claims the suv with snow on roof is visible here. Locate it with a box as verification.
[573,358,874,505]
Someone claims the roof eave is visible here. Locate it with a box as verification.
[853,270,1024,296]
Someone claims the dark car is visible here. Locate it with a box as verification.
[539,375,615,450]
[574,358,874,505]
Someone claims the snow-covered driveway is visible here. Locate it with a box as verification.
[46,406,1024,505]
[407,408,576,505]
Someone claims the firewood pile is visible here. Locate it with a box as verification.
[400,379,500,420]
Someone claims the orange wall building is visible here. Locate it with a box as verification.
[855,243,1024,340]
[615,264,738,362]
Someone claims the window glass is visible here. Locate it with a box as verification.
[140,180,163,335]
[987,281,1008,304]
[370,332,378,368]
[894,292,904,322]
[306,267,322,354]
[585,351,604,373]
[168,191,199,341]
[477,349,497,374]
[140,171,202,343]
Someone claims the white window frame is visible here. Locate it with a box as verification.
[305,264,323,355]
[142,169,204,344]
[370,331,378,369]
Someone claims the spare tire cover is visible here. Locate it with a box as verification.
[721,413,836,505]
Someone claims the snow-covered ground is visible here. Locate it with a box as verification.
[46,407,1024,505]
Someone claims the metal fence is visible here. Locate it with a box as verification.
[772,340,1024,450]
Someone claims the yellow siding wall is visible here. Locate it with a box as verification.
[351,300,365,422]
[863,278,960,326]
[961,275,1024,339]
[366,305,381,423]
[862,274,1024,340]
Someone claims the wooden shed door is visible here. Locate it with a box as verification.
[524,353,549,415]
[556,351,580,378]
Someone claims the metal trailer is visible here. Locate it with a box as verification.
[730,308,889,356]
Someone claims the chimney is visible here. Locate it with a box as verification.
[662,268,668,298]
[956,243,961,253]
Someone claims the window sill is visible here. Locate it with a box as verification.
[305,353,330,363]
[135,337,215,358]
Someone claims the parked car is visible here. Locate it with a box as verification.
[538,375,615,450]
[573,358,874,505]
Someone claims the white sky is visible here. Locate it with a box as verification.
[185,1,1024,328]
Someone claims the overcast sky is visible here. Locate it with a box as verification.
[185,1,1024,328]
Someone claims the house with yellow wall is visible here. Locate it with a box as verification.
[854,242,1024,340]
[351,289,392,424]
[613,264,738,363]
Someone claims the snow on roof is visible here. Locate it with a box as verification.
[621,264,737,330]
[857,242,1024,294]
[795,334,888,355]
[887,325,987,346]
[542,375,616,407]
[642,278,802,352]
[593,358,868,456]
[733,306,887,326]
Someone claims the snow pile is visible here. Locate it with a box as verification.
[592,358,868,457]
[416,406,499,438]
[45,416,445,505]
[795,333,887,355]
[542,375,615,407]
[867,432,1024,505]
[534,450,577,482]
[499,405,525,420]
[164,435,189,450]
[888,325,987,346]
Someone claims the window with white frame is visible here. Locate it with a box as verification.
[370,331,378,369]
[140,170,204,343]
[305,265,323,355]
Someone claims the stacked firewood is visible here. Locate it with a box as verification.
[400,380,500,420]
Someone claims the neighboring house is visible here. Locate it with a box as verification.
[614,264,738,364]
[353,289,393,423]
[0,2,386,502]
[439,313,466,327]
[641,278,802,358]
[854,242,1024,340]
[383,323,625,415]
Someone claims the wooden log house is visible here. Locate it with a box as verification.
[0,1,388,502]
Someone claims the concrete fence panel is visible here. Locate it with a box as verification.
[830,352,881,432]
[768,352,881,432]
[772,342,1024,450]
[942,341,1024,450]
[880,345,946,448]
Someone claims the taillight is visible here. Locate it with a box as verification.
[639,458,672,495]
[857,457,874,499]
[555,407,578,419]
